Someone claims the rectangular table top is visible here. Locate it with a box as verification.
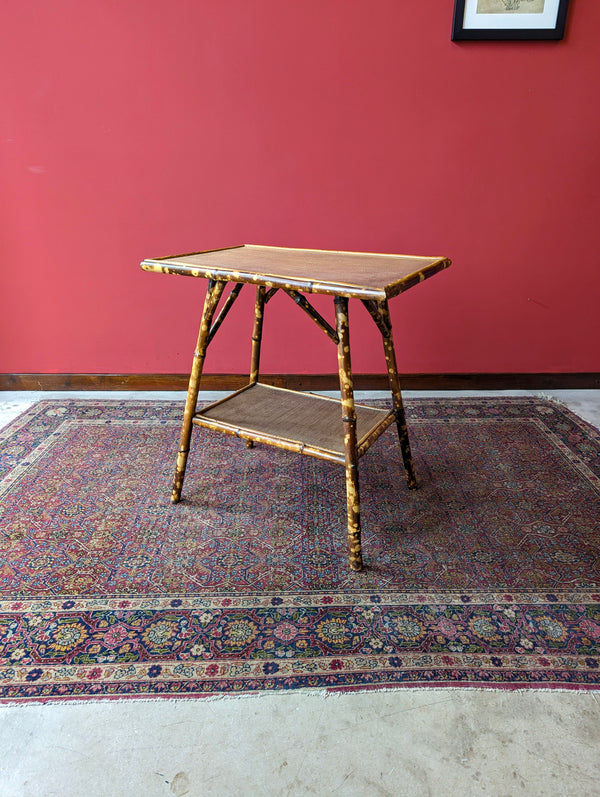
[140,245,451,300]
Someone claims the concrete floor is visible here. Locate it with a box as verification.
[1,390,599,797]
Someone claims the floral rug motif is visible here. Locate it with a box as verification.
[0,397,599,701]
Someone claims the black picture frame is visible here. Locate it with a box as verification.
[452,0,569,41]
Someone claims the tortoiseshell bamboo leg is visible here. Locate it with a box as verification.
[377,299,418,490]
[334,296,363,572]
[246,285,266,449]
[249,285,266,385]
[172,279,226,503]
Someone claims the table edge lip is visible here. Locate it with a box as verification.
[139,244,451,299]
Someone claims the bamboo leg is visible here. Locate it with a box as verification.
[171,279,226,503]
[246,285,266,449]
[377,299,418,489]
[334,296,363,572]
[249,285,266,385]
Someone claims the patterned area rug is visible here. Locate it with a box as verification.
[1,397,599,702]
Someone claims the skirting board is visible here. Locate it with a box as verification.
[1,373,599,391]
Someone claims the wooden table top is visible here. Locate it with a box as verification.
[140,245,451,300]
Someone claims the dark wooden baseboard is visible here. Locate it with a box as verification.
[1,373,599,391]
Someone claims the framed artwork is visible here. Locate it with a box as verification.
[452,0,569,41]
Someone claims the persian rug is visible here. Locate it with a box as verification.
[0,397,599,703]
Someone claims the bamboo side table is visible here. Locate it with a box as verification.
[141,245,451,571]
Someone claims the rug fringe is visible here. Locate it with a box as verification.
[2,684,599,709]
[537,392,568,408]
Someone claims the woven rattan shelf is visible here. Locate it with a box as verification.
[194,382,394,463]
[141,244,451,571]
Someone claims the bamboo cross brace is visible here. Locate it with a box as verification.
[284,289,339,344]
[207,282,244,344]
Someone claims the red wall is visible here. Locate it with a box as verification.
[2,0,599,376]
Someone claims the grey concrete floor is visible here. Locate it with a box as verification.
[1,390,599,797]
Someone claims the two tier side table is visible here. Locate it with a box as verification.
[140,245,451,571]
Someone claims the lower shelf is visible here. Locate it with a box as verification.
[193,382,395,463]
